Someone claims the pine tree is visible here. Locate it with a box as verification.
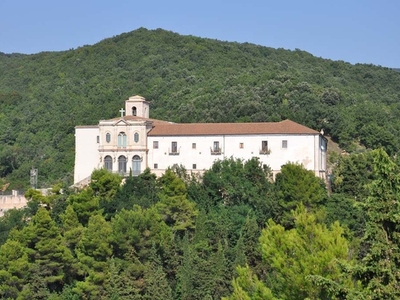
[74,214,113,298]
[354,149,400,299]
[222,265,277,300]
[28,208,74,294]
[156,169,198,234]
[259,205,355,299]
[0,239,30,298]
[143,243,173,300]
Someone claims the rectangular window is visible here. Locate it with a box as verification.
[96,136,100,143]
[213,141,219,152]
[211,141,221,155]
[154,163,158,169]
[282,140,288,148]
[192,143,196,149]
[239,142,244,149]
[172,142,178,153]
[192,164,197,169]
[262,141,268,151]
[153,141,159,149]
[260,141,269,154]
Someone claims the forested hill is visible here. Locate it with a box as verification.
[1,27,400,188]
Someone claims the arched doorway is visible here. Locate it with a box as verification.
[118,155,127,174]
[104,155,112,171]
[132,155,141,176]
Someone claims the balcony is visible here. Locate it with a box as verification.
[169,149,180,156]
[259,148,271,155]
[211,148,222,155]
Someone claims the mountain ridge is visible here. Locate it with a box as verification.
[0,27,399,188]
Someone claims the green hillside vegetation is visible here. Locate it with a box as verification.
[1,28,400,188]
[1,151,400,299]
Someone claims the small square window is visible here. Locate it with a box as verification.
[192,164,197,169]
[282,140,288,148]
[154,163,158,169]
[192,143,196,149]
[153,141,159,149]
[239,143,244,149]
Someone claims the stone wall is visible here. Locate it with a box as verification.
[0,190,28,217]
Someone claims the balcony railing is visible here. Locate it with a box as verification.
[259,148,271,155]
[169,148,180,156]
[211,148,222,155]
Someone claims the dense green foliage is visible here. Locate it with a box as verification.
[1,152,400,299]
[1,28,400,188]
[1,27,400,299]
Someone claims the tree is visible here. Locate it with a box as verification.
[90,168,122,201]
[259,205,356,299]
[28,208,74,294]
[354,149,400,299]
[222,265,277,300]
[74,214,113,298]
[67,188,101,226]
[111,206,172,261]
[0,239,31,298]
[324,193,366,238]
[330,151,374,198]
[0,208,27,246]
[275,162,327,228]
[156,169,198,234]
[142,243,173,300]
[61,204,84,251]
[200,157,274,225]
[1,207,74,297]
[104,168,159,219]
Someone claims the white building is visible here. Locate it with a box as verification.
[74,95,327,185]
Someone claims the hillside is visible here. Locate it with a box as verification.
[1,27,400,188]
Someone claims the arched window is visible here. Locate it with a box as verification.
[134,132,139,143]
[106,132,111,143]
[132,155,141,176]
[118,156,127,174]
[118,132,127,148]
[132,106,137,116]
[104,156,112,171]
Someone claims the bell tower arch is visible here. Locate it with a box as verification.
[125,95,150,118]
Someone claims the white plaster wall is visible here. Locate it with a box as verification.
[74,127,100,184]
[148,134,320,175]
[75,126,326,183]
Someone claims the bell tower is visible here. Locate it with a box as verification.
[125,95,150,118]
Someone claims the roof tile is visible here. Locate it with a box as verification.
[148,119,318,136]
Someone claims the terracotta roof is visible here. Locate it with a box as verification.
[148,120,319,136]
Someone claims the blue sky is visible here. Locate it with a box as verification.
[1,0,399,67]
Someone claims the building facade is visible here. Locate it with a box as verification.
[74,95,327,185]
